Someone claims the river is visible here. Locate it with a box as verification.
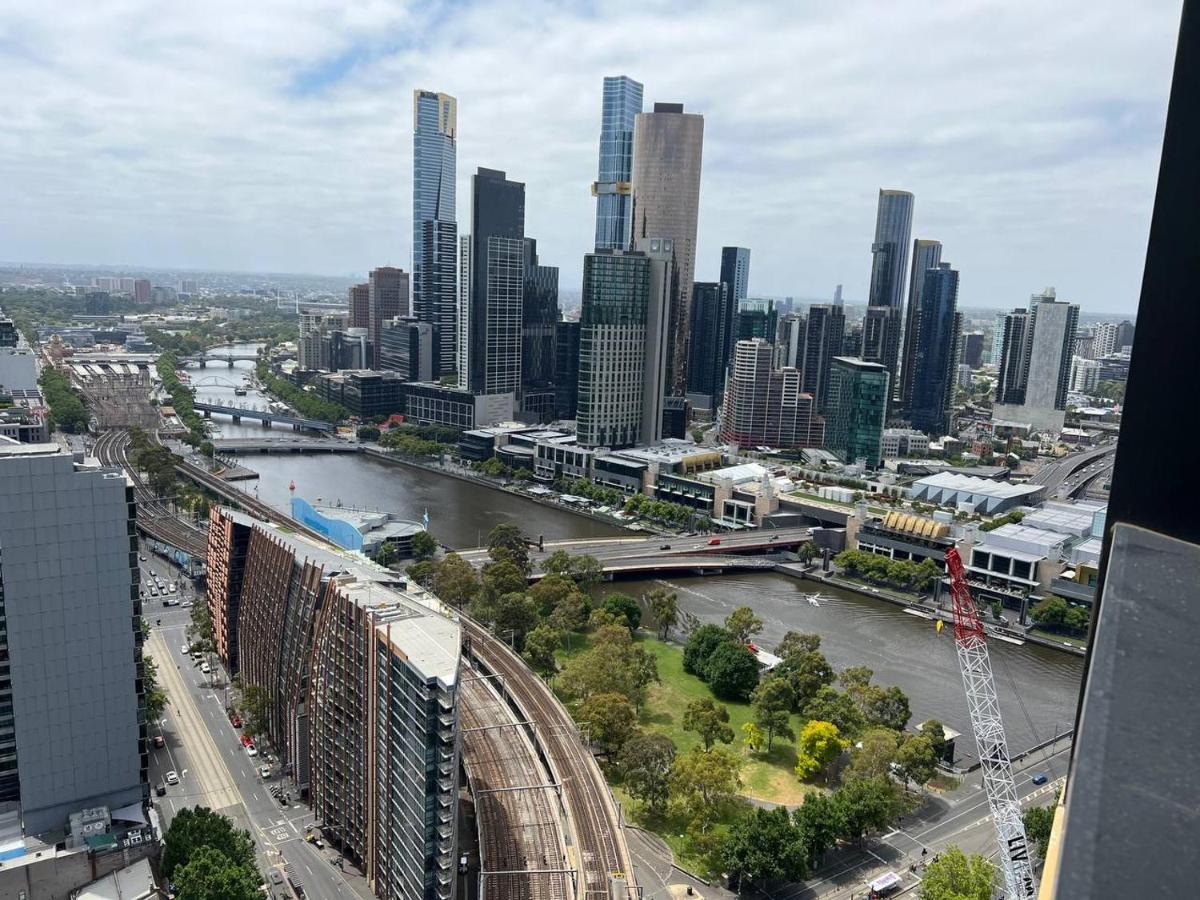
[186,345,1085,759]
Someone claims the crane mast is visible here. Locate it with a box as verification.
[944,547,1036,899]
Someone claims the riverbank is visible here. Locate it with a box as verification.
[778,565,1087,658]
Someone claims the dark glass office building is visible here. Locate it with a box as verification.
[685,281,734,410]
[825,357,890,468]
[906,262,962,435]
[521,238,560,421]
[413,90,458,376]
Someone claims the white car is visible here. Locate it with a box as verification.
[165,770,179,785]
[200,662,211,674]
[180,644,190,656]
[168,585,177,594]
[259,764,271,778]
[246,745,258,757]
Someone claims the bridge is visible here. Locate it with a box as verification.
[194,401,337,433]
[212,437,359,454]
[183,351,261,368]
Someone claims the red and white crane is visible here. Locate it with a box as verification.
[944,547,1037,899]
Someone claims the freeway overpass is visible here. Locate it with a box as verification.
[1029,445,1117,492]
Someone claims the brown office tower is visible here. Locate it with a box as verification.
[631,102,704,396]
[720,338,825,450]
[368,267,410,369]
[349,282,370,329]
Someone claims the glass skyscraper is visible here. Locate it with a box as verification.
[593,76,643,251]
[413,90,458,376]
[907,262,962,435]
[825,357,890,469]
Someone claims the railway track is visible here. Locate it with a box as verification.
[460,671,572,900]
[463,620,635,900]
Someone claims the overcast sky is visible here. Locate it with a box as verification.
[0,1,1181,313]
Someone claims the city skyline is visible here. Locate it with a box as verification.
[0,1,1177,314]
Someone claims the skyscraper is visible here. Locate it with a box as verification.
[720,339,825,450]
[825,357,890,468]
[368,267,409,369]
[462,168,525,402]
[898,238,943,408]
[799,304,846,411]
[995,307,1033,405]
[907,262,962,435]
[349,282,370,329]
[992,288,1079,433]
[575,239,673,448]
[685,281,735,411]
[631,102,704,395]
[593,76,643,251]
[0,443,145,834]
[866,189,914,403]
[520,238,560,421]
[860,305,901,412]
[720,247,751,304]
[413,90,458,376]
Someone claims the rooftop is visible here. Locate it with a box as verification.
[913,471,1043,500]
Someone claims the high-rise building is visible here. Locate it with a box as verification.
[825,357,890,468]
[992,288,1079,432]
[1092,321,1121,358]
[860,305,902,413]
[630,102,704,395]
[898,238,942,408]
[553,321,581,420]
[133,278,151,304]
[176,278,197,295]
[520,238,560,422]
[413,90,458,376]
[1114,319,1136,349]
[379,317,436,383]
[0,443,145,834]
[575,240,673,448]
[906,262,962,435]
[720,247,751,304]
[775,313,804,369]
[349,282,370,329]
[866,189,914,399]
[593,76,643,251]
[685,281,734,411]
[799,304,846,411]
[1069,355,1101,393]
[737,303,777,343]
[960,331,985,368]
[461,169,525,407]
[207,509,460,900]
[720,339,825,450]
[368,267,409,369]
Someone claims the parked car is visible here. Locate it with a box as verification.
[165,770,179,785]
[268,870,284,885]
[246,745,258,757]
[1032,772,1049,786]
[259,765,271,778]
[241,734,254,747]
[139,555,147,562]
[230,713,242,728]
[155,783,167,796]
[169,584,177,594]
[180,644,190,655]
[153,735,165,748]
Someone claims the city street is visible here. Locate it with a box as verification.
[140,547,372,900]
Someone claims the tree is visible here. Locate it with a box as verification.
[547,588,590,634]
[919,845,996,900]
[861,684,912,731]
[777,630,822,657]
[705,642,760,701]
[432,553,480,608]
[682,698,734,750]
[522,624,562,676]
[725,605,764,643]
[834,775,904,843]
[794,720,847,781]
[895,733,938,788]
[239,684,271,739]
[406,559,436,588]
[682,624,736,678]
[776,648,835,709]
[486,522,529,573]
[1023,800,1057,858]
[721,807,809,890]
[839,665,874,690]
[797,541,817,565]
[921,719,948,761]
[646,587,679,640]
[161,806,256,878]
[187,603,214,652]
[540,549,574,577]
[478,560,528,610]
[356,425,381,441]
[530,574,579,615]
[173,846,261,900]
[410,530,437,561]
[742,721,766,754]
[558,626,658,708]
[846,727,900,781]
[803,686,867,737]
[752,677,796,750]
[566,554,604,591]
[198,441,215,458]
[491,592,538,650]
[1029,595,1069,629]
[143,654,168,720]
[578,692,638,756]
[669,746,741,832]
[619,733,676,817]
[793,792,846,868]
[601,592,642,631]
[478,456,507,477]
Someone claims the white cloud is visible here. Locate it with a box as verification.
[0,0,1180,312]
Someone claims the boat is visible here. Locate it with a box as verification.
[807,592,822,607]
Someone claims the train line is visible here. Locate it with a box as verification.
[463,620,635,900]
[460,671,572,900]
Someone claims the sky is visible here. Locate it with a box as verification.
[0,0,1182,313]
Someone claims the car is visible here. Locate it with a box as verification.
[165,770,179,785]
[180,644,190,655]
[1031,772,1049,785]
[155,783,167,796]
[230,713,242,727]
[769,534,779,541]
[181,600,193,608]
[246,745,258,757]
[149,589,158,597]
[707,537,722,545]
[169,584,177,594]
[191,651,202,660]
[241,734,254,747]
[459,854,469,874]
[139,555,146,561]
[153,735,165,748]
[268,870,284,886]
[659,544,671,550]
[260,764,271,778]
[200,662,211,674]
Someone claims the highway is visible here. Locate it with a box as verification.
[1028,444,1117,493]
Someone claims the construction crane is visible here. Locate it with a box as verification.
[944,547,1036,899]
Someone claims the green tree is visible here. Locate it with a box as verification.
[751,676,796,751]
[797,541,817,565]
[834,775,904,843]
[187,603,215,653]
[895,733,938,788]
[860,684,912,731]
[839,665,874,690]
[794,720,847,781]
[646,587,678,640]
[793,792,846,868]
[558,626,658,708]
[919,845,996,900]
[406,559,436,588]
[803,685,867,737]
[601,592,642,631]
[566,554,604,591]
[742,721,766,754]
[724,605,764,643]
[491,592,538,650]
[720,807,809,890]
[486,522,530,573]
[682,624,735,678]
[846,727,900,781]
[705,642,760,702]
[579,692,638,756]
[1023,800,1057,858]
[410,530,437,561]
[356,425,381,441]
[198,441,215,458]
[478,560,528,608]
[669,746,742,832]
[143,654,168,720]
[541,549,574,577]
[529,574,578,616]
[682,698,734,750]
[619,733,676,817]
[921,719,949,761]
[522,624,562,676]
[239,684,271,739]
[161,806,256,878]
[777,631,822,657]
[775,646,834,710]
[173,846,261,900]
[1029,595,1069,629]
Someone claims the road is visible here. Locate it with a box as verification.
[141,546,370,900]
[1028,444,1116,493]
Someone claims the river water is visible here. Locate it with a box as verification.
[186,346,1085,759]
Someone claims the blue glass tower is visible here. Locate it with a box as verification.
[413,89,458,376]
[908,262,962,435]
[593,76,643,251]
